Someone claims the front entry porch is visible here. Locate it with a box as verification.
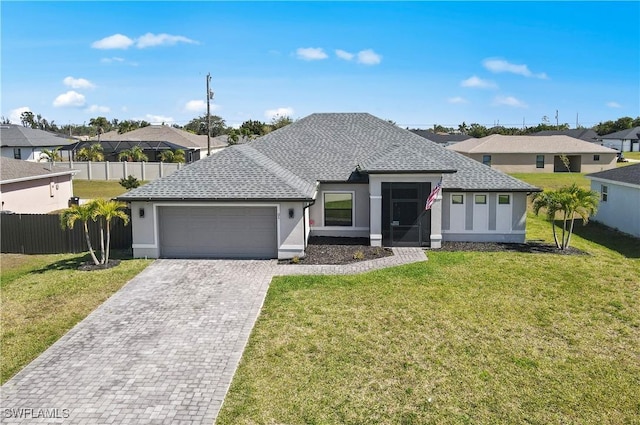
[381,182,432,247]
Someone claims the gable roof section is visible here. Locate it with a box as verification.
[0,124,73,148]
[100,125,227,149]
[449,134,617,154]
[534,129,599,143]
[598,126,640,141]
[120,113,539,201]
[586,163,640,187]
[410,130,474,144]
[0,157,77,184]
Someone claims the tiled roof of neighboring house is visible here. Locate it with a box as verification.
[99,125,227,150]
[586,163,640,186]
[449,134,617,154]
[120,113,539,201]
[0,157,78,184]
[598,126,640,140]
[533,128,600,143]
[410,130,474,144]
[0,124,73,148]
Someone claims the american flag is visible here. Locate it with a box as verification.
[425,180,442,210]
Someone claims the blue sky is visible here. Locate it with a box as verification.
[2,1,638,129]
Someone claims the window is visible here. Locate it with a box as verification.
[451,194,464,204]
[536,155,545,168]
[324,192,353,226]
[601,185,608,202]
[594,155,600,161]
[498,194,510,205]
[482,155,492,166]
[475,194,487,204]
[13,148,21,159]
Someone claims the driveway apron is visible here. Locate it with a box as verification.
[1,259,277,425]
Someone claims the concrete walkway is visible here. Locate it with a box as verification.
[0,248,426,424]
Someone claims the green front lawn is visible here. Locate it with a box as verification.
[218,177,640,423]
[624,152,640,161]
[509,172,590,190]
[0,252,151,383]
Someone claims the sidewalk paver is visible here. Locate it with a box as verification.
[1,248,426,424]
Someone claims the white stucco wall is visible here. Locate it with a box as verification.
[590,179,640,238]
[0,175,74,213]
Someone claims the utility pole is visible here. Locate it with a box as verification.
[576,113,579,129]
[555,110,559,130]
[206,73,214,156]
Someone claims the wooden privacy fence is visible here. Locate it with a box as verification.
[1,213,132,254]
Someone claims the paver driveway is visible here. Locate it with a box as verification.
[1,259,277,424]
[1,249,426,424]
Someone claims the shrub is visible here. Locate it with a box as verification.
[119,175,140,190]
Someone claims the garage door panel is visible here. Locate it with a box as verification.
[159,206,277,259]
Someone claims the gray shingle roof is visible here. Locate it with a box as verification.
[598,126,640,141]
[0,124,73,148]
[99,125,227,149]
[410,130,474,144]
[0,157,77,183]
[534,129,599,143]
[586,163,640,186]
[120,113,538,201]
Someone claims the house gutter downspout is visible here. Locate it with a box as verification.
[302,189,318,249]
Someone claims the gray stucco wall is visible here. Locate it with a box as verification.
[309,183,370,237]
[590,179,640,237]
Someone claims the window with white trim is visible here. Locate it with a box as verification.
[475,194,487,204]
[324,192,353,226]
[451,194,464,204]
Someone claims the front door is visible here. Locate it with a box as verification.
[382,183,431,247]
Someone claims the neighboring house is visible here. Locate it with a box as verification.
[586,164,640,238]
[409,130,475,147]
[0,124,74,162]
[448,134,617,173]
[64,125,228,163]
[0,157,78,213]
[119,113,540,260]
[598,127,640,152]
[533,128,600,144]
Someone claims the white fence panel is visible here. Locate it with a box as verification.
[55,161,183,181]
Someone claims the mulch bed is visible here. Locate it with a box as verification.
[77,259,121,271]
[279,237,393,265]
[434,241,587,255]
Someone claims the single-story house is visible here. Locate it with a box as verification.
[533,128,600,144]
[409,130,475,147]
[0,157,78,213]
[118,113,540,259]
[448,134,617,173]
[64,125,228,163]
[598,126,640,152]
[0,124,74,162]
[586,164,640,238]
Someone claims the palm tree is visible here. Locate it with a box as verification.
[76,144,104,161]
[159,149,185,163]
[40,148,62,162]
[60,203,100,265]
[533,184,599,250]
[92,199,129,263]
[118,146,148,162]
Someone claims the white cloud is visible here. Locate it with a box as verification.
[606,101,622,108]
[265,107,294,119]
[357,49,382,65]
[9,106,31,124]
[448,96,469,104]
[482,58,547,79]
[493,95,528,108]
[336,49,354,61]
[85,105,110,114]
[461,76,497,89]
[63,76,95,89]
[185,100,207,113]
[100,57,125,63]
[135,33,197,48]
[296,47,328,61]
[91,34,134,49]
[53,91,86,108]
[142,114,174,124]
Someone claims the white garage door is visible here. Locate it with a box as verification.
[158,206,277,259]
